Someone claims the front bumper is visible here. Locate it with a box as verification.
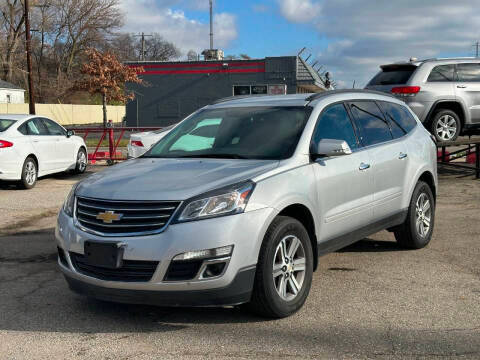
[56,206,277,306]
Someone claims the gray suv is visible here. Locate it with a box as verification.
[56,90,437,318]
[366,57,480,141]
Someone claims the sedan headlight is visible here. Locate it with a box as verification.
[63,183,78,217]
[175,181,255,223]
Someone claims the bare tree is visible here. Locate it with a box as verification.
[52,0,123,74]
[0,0,25,81]
[187,50,198,61]
[142,33,180,61]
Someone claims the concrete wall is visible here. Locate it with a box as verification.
[0,89,25,104]
[0,103,125,125]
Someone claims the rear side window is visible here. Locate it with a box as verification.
[368,66,416,85]
[427,65,455,82]
[378,102,417,138]
[456,63,480,82]
[17,123,28,135]
[0,119,16,132]
[312,103,359,150]
[26,119,49,135]
[349,101,393,146]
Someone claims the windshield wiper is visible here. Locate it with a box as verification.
[176,153,250,159]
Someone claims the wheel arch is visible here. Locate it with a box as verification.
[418,170,437,200]
[426,100,466,128]
[277,203,319,271]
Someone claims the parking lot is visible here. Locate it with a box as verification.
[0,166,479,359]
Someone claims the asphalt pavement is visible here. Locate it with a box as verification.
[0,169,479,359]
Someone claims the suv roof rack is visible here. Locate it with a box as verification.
[305,89,396,103]
[210,94,270,105]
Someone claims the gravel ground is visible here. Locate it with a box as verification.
[0,166,479,359]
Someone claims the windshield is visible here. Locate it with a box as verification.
[368,65,417,85]
[0,119,16,132]
[144,106,312,160]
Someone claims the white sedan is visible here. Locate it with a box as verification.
[127,126,172,158]
[0,114,87,189]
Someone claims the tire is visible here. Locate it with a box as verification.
[431,109,461,142]
[394,181,435,249]
[19,157,37,189]
[74,148,87,174]
[247,216,314,318]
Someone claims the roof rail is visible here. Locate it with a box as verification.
[210,94,270,105]
[305,89,396,103]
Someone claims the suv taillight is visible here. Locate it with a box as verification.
[0,140,13,148]
[391,86,421,97]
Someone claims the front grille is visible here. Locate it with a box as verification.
[75,196,180,235]
[164,260,203,281]
[70,252,159,282]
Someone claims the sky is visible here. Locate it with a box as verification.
[119,0,480,88]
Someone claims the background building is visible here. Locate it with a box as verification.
[125,56,326,127]
[0,80,25,104]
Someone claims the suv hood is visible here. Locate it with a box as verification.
[76,157,279,201]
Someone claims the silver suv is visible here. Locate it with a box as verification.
[56,90,437,318]
[366,57,480,142]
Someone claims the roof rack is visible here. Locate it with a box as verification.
[305,89,396,103]
[210,94,271,105]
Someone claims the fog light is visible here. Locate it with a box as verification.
[173,245,233,261]
[203,262,226,278]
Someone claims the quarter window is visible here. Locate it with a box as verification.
[427,65,455,82]
[349,101,393,146]
[312,103,358,150]
[456,63,480,82]
[378,101,417,138]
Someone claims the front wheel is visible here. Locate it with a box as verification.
[247,216,313,318]
[19,157,37,189]
[394,181,435,249]
[74,148,87,174]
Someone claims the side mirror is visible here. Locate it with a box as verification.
[311,139,352,158]
[66,130,75,138]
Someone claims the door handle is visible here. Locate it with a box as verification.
[457,85,467,89]
[359,162,370,171]
[399,152,408,159]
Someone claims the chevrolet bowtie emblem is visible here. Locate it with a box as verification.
[96,211,123,224]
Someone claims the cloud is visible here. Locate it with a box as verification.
[278,0,321,23]
[252,4,270,13]
[119,0,237,56]
[277,0,480,87]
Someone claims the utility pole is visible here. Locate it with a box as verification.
[134,32,152,61]
[24,0,35,114]
[209,0,213,49]
[475,41,480,58]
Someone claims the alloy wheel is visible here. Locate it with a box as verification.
[272,235,306,301]
[435,115,457,141]
[415,193,432,237]
[25,161,36,186]
[77,151,87,172]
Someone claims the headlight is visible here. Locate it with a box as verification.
[175,181,255,223]
[63,183,78,217]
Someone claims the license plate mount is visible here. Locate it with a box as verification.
[84,241,124,269]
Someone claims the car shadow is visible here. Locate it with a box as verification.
[337,238,410,253]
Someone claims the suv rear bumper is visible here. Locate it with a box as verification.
[63,265,256,306]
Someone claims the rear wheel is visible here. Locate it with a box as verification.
[19,157,37,189]
[394,181,435,249]
[431,109,461,142]
[74,148,87,174]
[247,216,313,318]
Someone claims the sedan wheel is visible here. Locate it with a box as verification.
[20,157,37,189]
[74,148,87,174]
